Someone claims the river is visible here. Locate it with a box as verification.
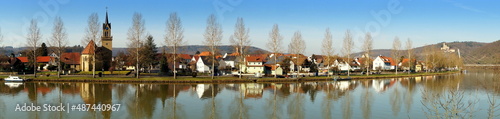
[0,69,498,119]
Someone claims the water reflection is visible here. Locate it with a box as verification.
[0,69,499,118]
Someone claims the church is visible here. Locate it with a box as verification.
[80,10,113,71]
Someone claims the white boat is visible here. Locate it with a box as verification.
[4,76,27,82]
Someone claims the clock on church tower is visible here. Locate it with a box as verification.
[102,9,113,51]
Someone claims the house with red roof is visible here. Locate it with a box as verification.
[61,52,81,71]
[242,56,265,74]
[372,55,396,70]
[17,56,56,71]
[399,58,417,71]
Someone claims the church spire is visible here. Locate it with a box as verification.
[105,7,109,24]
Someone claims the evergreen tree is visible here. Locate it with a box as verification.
[159,54,169,75]
[37,43,49,56]
[140,35,158,72]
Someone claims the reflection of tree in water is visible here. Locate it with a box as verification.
[287,84,304,119]
[160,84,187,119]
[127,84,157,119]
[342,90,352,119]
[420,74,481,118]
[390,79,402,116]
[301,82,318,102]
[322,82,335,119]
[359,80,373,119]
[400,77,417,113]
[114,84,128,103]
[265,83,284,119]
[229,84,250,119]
[203,84,221,119]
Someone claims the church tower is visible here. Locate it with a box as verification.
[102,9,112,51]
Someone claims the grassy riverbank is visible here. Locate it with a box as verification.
[1,71,459,83]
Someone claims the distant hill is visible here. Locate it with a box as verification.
[112,45,269,56]
[467,40,500,64]
[353,41,495,64]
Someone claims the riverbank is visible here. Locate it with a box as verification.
[1,71,459,83]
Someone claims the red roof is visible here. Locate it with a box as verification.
[17,56,53,63]
[82,40,96,54]
[37,56,52,63]
[61,52,81,65]
[198,51,211,56]
[400,58,416,65]
[246,56,263,62]
[17,57,28,63]
[179,54,191,60]
[379,56,396,66]
[264,64,279,70]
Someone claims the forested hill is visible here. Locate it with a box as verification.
[353,41,500,64]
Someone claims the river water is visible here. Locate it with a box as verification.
[0,69,499,119]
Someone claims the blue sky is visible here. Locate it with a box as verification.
[1,0,499,55]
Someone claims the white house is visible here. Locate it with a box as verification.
[194,56,211,73]
[333,59,351,71]
[242,56,264,74]
[372,56,395,70]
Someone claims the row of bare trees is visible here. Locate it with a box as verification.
[24,17,68,78]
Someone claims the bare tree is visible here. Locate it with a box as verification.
[49,16,68,78]
[406,38,413,74]
[391,37,401,75]
[82,13,101,46]
[26,19,42,78]
[82,13,101,78]
[288,31,305,75]
[321,28,334,77]
[267,24,283,78]
[204,14,223,79]
[342,30,353,76]
[230,17,250,79]
[165,12,184,79]
[362,32,373,76]
[127,13,146,78]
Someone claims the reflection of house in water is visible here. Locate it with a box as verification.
[240,83,264,99]
[22,83,54,96]
[196,84,221,99]
[79,83,112,104]
[372,79,396,92]
[79,83,113,118]
[61,84,80,95]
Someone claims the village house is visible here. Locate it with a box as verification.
[60,52,81,71]
[192,56,218,73]
[399,58,416,71]
[372,55,396,70]
[17,56,57,71]
[332,59,351,71]
[264,54,285,76]
[242,56,265,74]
